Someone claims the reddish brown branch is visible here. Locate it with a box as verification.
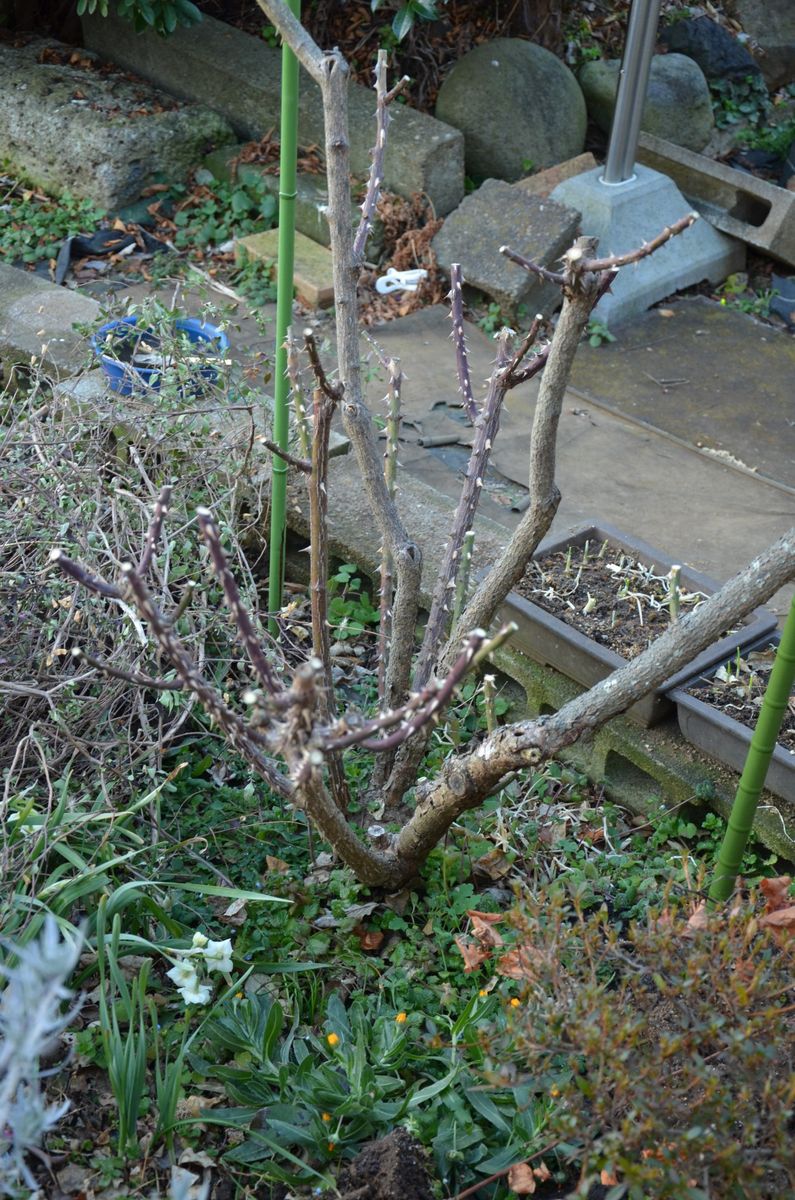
[49,549,121,600]
[582,212,697,272]
[71,646,182,691]
[137,484,172,576]
[258,437,311,474]
[500,244,565,286]
[196,508,281,698]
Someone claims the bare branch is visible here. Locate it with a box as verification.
[119,562,293,798]
[414,327,515,688]
[582,212,698,273]
[196,508,282,698]
[258,436,311,474]
[137,484,172,576]
[449,264,477,422]
[303,328,343,402]
[286,328,311,458]
[71,646,182,691]
[353,53,409,263]
[499,245,565,286]
[49,549,121,601]
[254,0,327,82]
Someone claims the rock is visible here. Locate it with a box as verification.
[82,9,464,216]
[432,179,580,314]
[435,38,586,183]
[0,40,234,209]
[726,0,795,89]
[660,16,761,81]
[579,54,714,152]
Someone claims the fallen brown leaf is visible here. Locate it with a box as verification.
[265,855,289,874]
[760,875,792,914]
[759,905,795,930]
[454,935,490,973]
[507,1161,536,1193]
[497,943,541,981]
[467,909,505,948]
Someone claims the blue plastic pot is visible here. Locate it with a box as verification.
[91,316,230,395]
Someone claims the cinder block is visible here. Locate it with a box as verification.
[236,228,335,309]
[638,131,795,268]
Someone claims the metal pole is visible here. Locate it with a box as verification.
[602,0,662,185]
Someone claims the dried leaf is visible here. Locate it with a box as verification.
[760,875,792,914]
[220,897,248,926]
[354,924,385,951]
[497,943,541,981]
[683,903,709,935]
[759,905,795,930]
[658,307,675,317]
[533,1161,552,1181]
[507,1161,536,1193]
[265,855,289,874]
[600,1167,619,1186]
[474,847,512,880]
[454,935,491,973]
[467,910,504,948]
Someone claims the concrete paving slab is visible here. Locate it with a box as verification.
[363,303,794,620]
[0,263,100,376]
[569,297,795,490]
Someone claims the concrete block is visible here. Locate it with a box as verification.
[236,228,335,309]
[82,10,465,216]
[0,263,100,376]
[550,165,745,326]
[637,132,795,268]
[432,179,581,314]
[514,153,597,199]
[0,39,234,209]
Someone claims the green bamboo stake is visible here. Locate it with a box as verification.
[708,594,795,905]
[268,0,301,634]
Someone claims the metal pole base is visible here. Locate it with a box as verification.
[551,165,745,326]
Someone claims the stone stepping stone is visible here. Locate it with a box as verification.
[236,229,335,309]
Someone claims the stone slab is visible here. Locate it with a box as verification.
[432,179,581,314]
[569,297,795,490]
[361,304,794,622]
[550,165,745,325]
[637,132,795,268]
[514,153,598,199]
[236,229,335,309]
[82,10,465,217]
[0,40,234,209]
[0,262,100,376]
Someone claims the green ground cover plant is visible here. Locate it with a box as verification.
[0,184,104,265]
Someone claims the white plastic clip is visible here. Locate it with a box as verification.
[375,267,428,295]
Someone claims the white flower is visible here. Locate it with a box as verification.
[191,931,209,949]
[166,959,200,989]
[178,980,213,1006]
[202,939,234,974]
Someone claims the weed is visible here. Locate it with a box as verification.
[327,563,380,641]
[169,174,277,251]
[586,317,616,347]
[0,185,105,265]
[717,273,778,318]
[710,73,771,131]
